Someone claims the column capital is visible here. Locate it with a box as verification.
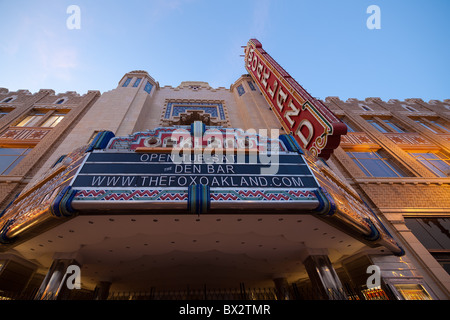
[299,247,329,262]
[52,251,83,265]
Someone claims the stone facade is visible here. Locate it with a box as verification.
[0,88,100,210]
[0,71,449,300]
[324,96,450,298]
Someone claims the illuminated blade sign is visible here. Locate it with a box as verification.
[244,39,347,159]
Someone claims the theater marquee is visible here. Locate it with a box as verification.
[71,133,322,212]
[244,39,347,159]
[0,127,404,256]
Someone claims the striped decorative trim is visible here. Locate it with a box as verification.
[279,134,303,154]
[50,186,78,217]
[190,121,206,138]
[211,189,316,201]
[86,131,115,152]
[188,184,210,215]
[73,189,316,203]
[104,126,289,151]
[74,190,188,201]
[363,218,381,242]
[313,187,337,216]
[0,219,15,244]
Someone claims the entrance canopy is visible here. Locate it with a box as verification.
[0,123,404,257]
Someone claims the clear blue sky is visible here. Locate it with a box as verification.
[0,0,449,102]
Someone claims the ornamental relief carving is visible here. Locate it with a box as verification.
[160,100,230,127]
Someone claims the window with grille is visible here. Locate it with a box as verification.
[367,119,389,133]
[247,81,256,91]
[414,120,439,133]
[408,151,450,177]
[430,120,450,133]
[237,85,245,96]
[144,81,153,94]
[365,117,409,133]
[41,114,65,127]
[133,78,142,87]
[16,113,45,127]
[382,119,409,133]
[346,150,407,177]
[0,148,31,175]
[122,77,132,87]
[405,217,450,275]
[340,117,358,133]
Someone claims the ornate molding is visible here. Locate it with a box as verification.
[340,132,380,149]
[0,126,52,146]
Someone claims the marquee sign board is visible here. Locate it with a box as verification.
[244,39,347,159]
[70,150,322,211]
[0,127,404,256]
[72,152,319,189]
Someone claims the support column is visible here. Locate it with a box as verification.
[93,281,112,300]
[273,276,291,300]
[34,253,82,300]
[301,248,347,300]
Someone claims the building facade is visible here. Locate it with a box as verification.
[0,64,449,300]
[324,96,450,299]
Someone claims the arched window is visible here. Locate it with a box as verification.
[56,99,65,104]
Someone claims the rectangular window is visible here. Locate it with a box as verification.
[415,120,439,134]
[237,84,245,96]
[405,217,450,276]
[367,119,389,133]
[16,114,45,127]
[393,284,433,300]
[247,81,256,91]
[2,97,14,103]
[133,78,142,87]
[402,105,417,112]
[0,110,8,118]
[0,148,31,175]
[430,120,450,133]
[144,81,153,94]
[41,114,65,128]
[405,218,450,250]
[408,152,450,177]
[347,150,406,177]
[122,77,132,87]
[340,117,356,133]
[382,119,408,133]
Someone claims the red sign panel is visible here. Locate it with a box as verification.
[244,39,347,159]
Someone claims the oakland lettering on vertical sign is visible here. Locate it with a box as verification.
[244,39,347,159]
